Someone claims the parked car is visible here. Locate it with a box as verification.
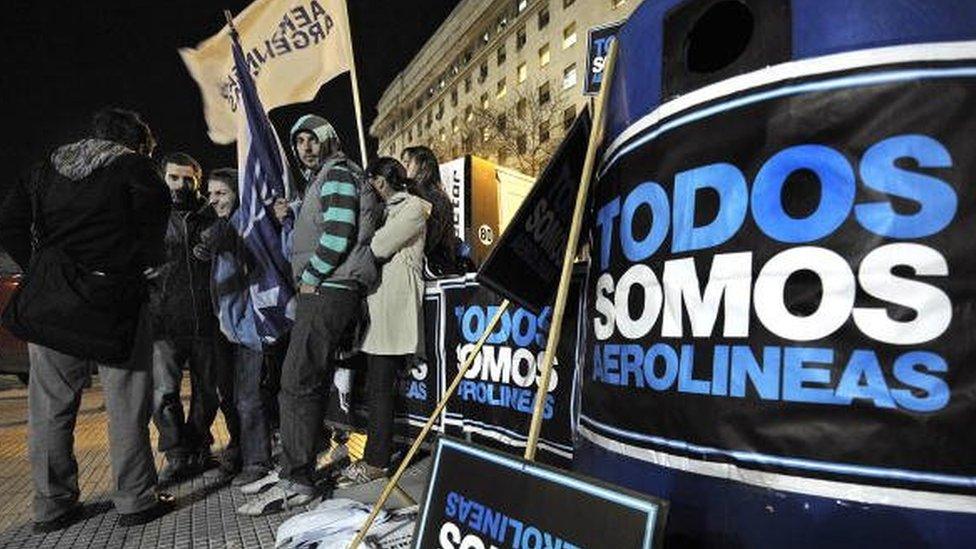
[0,250,28,385]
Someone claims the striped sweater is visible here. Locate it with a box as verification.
[298,162,359,288]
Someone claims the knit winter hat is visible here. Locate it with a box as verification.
[289,114,339,151]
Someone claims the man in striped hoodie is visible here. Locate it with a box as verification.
[240,116,382,514]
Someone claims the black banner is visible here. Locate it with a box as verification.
[585,63,976,494]
[439,275,583,464]
[477,109,591,313]
[414,438,667,549]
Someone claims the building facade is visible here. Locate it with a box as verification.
[370,0,637,175]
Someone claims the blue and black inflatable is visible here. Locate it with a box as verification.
[578,1,976,547]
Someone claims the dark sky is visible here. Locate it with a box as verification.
[0,0,459,194]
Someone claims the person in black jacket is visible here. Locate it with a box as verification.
[0,108,172,531]
[148,152,241,486]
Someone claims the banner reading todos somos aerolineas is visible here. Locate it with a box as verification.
[581,33,976,516]
[180,0,352,144]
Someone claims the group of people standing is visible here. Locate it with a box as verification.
[0,106,463,532]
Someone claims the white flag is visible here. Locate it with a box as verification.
[180,0,353,144]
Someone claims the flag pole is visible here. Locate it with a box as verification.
[348,300,511,549]
[523,42,618,462]
[338,0,370,168]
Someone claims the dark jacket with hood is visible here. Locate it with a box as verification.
[0,138,169,276]
[147,189,218,340]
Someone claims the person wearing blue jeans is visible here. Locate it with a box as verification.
[199,168,277,486]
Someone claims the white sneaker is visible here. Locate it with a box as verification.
[236,484,315,516]
[239,469,279,495]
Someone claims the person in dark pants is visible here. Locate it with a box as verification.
[148,153,240,486]
[202,168,280,487]
[0,108,172,531]
[336,158,430,487]
[238,119,382,516]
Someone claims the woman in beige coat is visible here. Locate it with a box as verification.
[338,157,431,486]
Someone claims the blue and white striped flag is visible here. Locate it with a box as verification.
[230,32,295,345]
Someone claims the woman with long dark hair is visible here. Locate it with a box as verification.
[336,157,431,486]
[402,146,461,276]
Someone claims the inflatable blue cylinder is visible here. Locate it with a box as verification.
[580,1,976,546]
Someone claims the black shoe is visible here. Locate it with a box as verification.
[158,456,196,487]
[117,499,174,527]
[32,505,83,534]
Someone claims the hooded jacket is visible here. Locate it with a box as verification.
[0,138,169,274]
[289,151,383,292]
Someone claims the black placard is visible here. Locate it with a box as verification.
[477,109,591,313]
[414,438,668,548]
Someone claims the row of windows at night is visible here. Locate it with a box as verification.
[380,0,626,142]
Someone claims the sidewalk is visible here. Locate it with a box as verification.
[0,377,304,549]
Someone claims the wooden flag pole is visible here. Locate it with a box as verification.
[523,42,618,462]
[348,300,512,549]
[338,0,370,168]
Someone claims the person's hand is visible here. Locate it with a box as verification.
[273,198,290,224]
[299,283,316,294]
[192,242,213,261]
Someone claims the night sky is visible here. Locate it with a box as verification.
[0,0,460,196]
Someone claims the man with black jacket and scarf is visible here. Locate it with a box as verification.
[0,108,172,531]
[149,152,241,486]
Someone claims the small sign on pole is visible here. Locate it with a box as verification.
[414,438,668,548]
[584,21,625,96]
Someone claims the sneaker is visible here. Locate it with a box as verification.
[231,466,271,488]
[158,456,196,487]
[240,469,279,495]
[236,485,314,516]
[117,498,175,527]
[335,461,386,489]
[32,504,83,534]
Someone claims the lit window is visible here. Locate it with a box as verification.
[440,128,447,142]
[517,62,527,83]
[481,92,490,109]
[563,63,577,90]
[563,22,577,49]
[452,117,459,133]
[538,6,550,29]
[496,78,508,99]
[466,105,474,122]
[539,43,550,67]
[518,0,528,13]
[483,127,491,142]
